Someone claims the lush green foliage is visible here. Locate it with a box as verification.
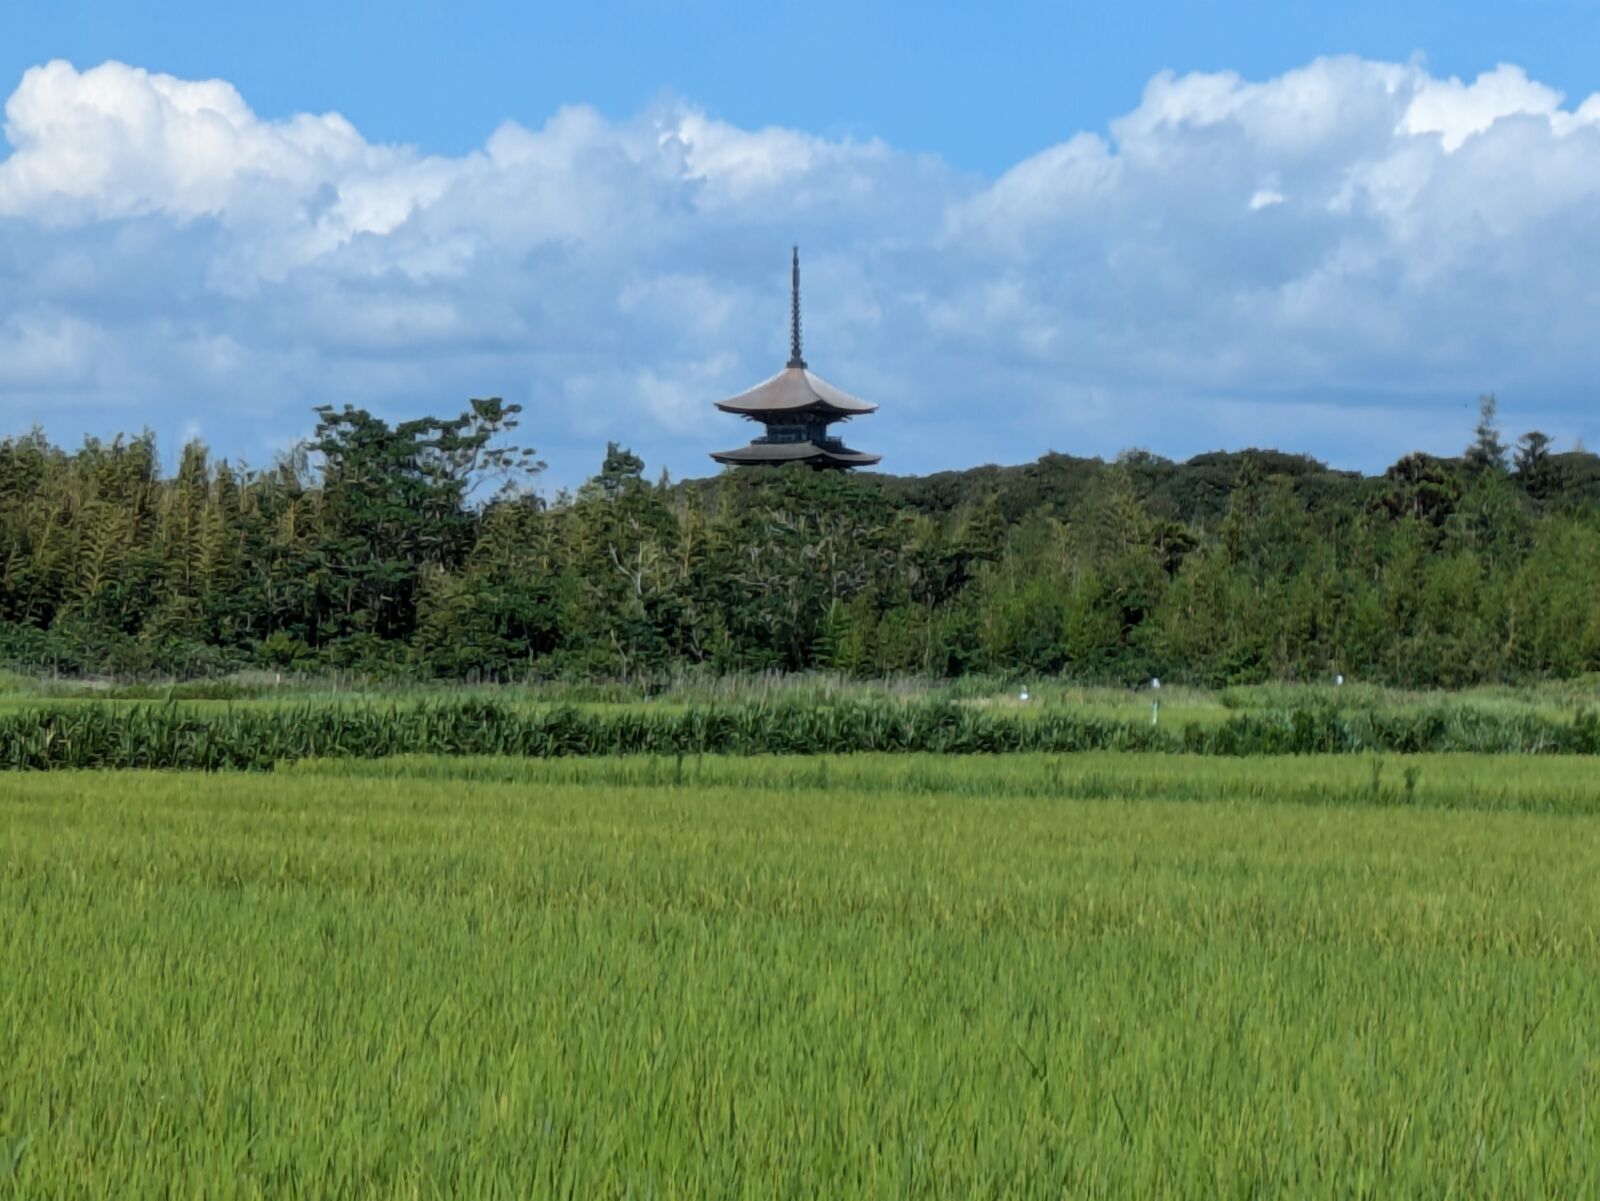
[4,404,1600,685]
[3,691,1600,769]
[4,760,1598,1196]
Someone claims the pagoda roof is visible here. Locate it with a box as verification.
[714,366,877,419]
[711,439,881,468]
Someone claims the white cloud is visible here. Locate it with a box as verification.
[0,310,104,388]
[2,55,1600,485]
[0,60,383,224]
[1401,63,1578,152]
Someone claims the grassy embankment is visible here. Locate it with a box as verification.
[1,668,1597,723]
[3,754,1598,1196]
[3,688,1599,768]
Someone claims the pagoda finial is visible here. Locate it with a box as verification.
[787,244,806,369]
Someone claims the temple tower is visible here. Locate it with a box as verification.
[710,247,881,469]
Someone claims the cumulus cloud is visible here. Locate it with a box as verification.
[1,55,1599,484]
[0,60,384,224]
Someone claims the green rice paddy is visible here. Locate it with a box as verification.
[4,753,1597,1197]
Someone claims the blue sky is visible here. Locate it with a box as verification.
[12,1,1600,174]
[4,1,1600,486]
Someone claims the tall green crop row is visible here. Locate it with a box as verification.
[3,699,1600,769]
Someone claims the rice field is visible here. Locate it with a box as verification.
[4,754,1598,1197]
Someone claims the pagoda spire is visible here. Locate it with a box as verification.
[709,244,880,470]
[787,244,806,369]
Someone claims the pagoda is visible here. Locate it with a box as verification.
[710,248,881,470]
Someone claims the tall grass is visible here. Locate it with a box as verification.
[2,698,1599,769]
[3,767,1598,1196]
[3,666,1596,713]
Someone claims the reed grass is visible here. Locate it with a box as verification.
[2,696,1599,770]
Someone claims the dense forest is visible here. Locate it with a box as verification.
[1,396,1597,686]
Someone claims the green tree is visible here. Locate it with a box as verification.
[1513,431,1558,501]
[1464,393,1507,474]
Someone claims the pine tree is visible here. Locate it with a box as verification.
[1513,431,1557,500]
[1464,394,1507,474]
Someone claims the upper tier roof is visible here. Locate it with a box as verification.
[714,366,877,419]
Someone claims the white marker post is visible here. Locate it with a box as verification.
[1150,677,1161,725]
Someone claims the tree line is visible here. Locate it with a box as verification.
[1,395,1596,686]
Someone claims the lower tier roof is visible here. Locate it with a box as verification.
[711,440,881,468]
